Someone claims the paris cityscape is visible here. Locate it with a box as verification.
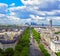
[0,0,60,56]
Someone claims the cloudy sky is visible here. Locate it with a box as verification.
[0,0,60,25]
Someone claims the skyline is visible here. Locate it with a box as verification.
[0,0,60,25]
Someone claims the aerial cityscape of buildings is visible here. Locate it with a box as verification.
[0,26,26,50]
[0,0,60,56]
[0,19,60,56]
[34,20,60,53]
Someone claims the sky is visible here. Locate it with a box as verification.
[0,0,60,25]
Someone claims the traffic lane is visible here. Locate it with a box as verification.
[30,38,43,56]
[30,44,35,56]
[34,48,43,56]
[30,42,43,56]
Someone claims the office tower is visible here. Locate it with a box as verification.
[50,19,52,27]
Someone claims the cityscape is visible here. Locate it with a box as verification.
[0,0,60,56]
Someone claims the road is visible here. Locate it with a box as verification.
[30,30,43,56]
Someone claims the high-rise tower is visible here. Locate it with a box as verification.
[50,19,52,27]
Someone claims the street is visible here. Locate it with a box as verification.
[30,30,43,56]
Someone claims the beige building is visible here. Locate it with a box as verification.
[50,34,60,52]
[34,27,60,52]
[50,40,60,52]
[0,29,23,50]
[0,41,17,50]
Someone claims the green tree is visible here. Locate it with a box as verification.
[5,48,14,56]
[39,44,50,56]
[14,27,30,56]
[0,48,4,54]
[15,45,22,52]
[20,46,29,56]
[0,53,3,56]
[13,51,20,56]
[32,28,40,43]
[56,52,60,56]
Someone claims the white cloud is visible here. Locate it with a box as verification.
[0,3,8,14]
[21,0,40,5]
[44,11,56,16]
[54,17,60,20]
[0,3,8,7]
[0,0,60,25]
[21,0,57,5]
[33,10,46,16]
[21,0,60,12]
[9,6,26,11]
[30,15,44,20]
[8,0,60,20]
[30,15,35,19]
[9,6,24,12]
[7,16,20,22]
[9,12,16,16]
[7,15,31,24]
[21,0,56,5]
[53,10,60,13]
[10,3,15,6]
[46,16,60,21]
[0,14,6,17]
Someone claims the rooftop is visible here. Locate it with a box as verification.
[52,40,60,44]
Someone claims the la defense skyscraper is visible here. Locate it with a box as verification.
[50,19,52,27]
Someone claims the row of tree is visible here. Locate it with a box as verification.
[0,48,14,56]
[56,52,60,56]
[14,27,30,56]
[54,31,60,34]
[0,27,30,56]
[32,28,50,56]
[32,28,40,43]
[39,44,50,56]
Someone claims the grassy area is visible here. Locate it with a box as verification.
[54,31,60,34]
[32,28,50,56]
[56,52,60,56]
[39,44,50,56]
[32,28,40,43]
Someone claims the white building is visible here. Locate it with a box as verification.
[0,41,17,50]
[0,30,21,50]
[50,40,60,52]
[34,27,60,52]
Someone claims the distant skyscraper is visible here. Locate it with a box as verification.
[50,19,52,27]
[42,23,44,26]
